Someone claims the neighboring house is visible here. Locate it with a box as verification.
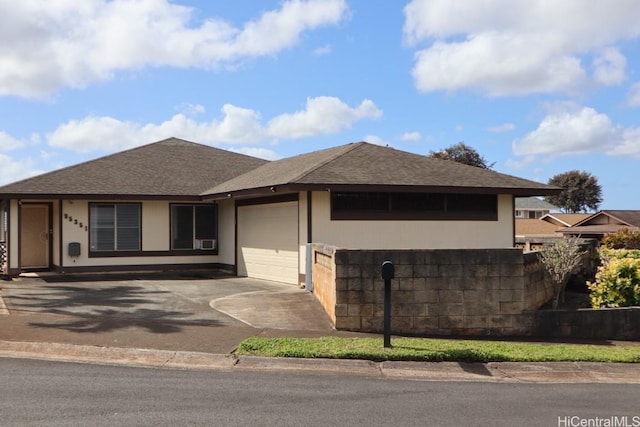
[558,210,640,239]
[0,138,558,285]
[515,196,559,219]
[515,212,591,248]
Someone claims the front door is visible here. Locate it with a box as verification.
[20,204,50,269]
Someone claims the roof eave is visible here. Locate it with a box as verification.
[202,183,561,200]
[0,193,205,201]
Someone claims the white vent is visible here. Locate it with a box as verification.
[196,239,216,250]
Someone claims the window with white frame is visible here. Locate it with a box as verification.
[89,203,141,252]
[171,204,217,251]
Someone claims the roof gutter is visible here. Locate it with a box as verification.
[202,183,562,201]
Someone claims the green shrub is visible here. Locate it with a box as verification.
[602,228,640,249]
[587,248,640,308]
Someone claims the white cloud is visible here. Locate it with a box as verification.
[0,153,43,185]
[592,47,627,86]
[505,155,535,171]
[627,82,640,107]
[267,97,382,139]
[0,131,25,150]
[313,45,333,56]
[404,0,640,96]
[176,103,207,117]
[607,127,640,157]
[229,147,281,160]
[512,106,640,159]
[363,135,387,146]
[46,96,381,153]
[487,123,515,133]
[0,0,348,98]
[401,131,422,141]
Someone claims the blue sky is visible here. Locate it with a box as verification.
[1,0,639,209]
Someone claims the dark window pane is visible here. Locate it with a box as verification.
[447,194,497,213]
[116,228,140,251]
[116,204,140,227]
[116,204,140,251]
[332,192,388,212]
[331,191,497,221]
[90,203,140,252]
[90,204,115,251]
[195,205,216,240]
[95,229,115,251]
[392,193,444,212]
[172,205,194,250]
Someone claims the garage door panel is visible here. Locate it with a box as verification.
[237,201,298,284]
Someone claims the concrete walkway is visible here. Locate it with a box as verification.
[1,273,639,383]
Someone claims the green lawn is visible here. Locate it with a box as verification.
[236,336,640,363]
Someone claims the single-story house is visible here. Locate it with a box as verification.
[559,210,640,239]
[0,137,558,285]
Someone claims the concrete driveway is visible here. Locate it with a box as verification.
[1,272,334,332]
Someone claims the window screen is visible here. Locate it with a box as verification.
[90,204,140,252]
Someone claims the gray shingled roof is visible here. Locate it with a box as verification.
[0,138,268,199]
[202,142,559,197]
[515,196,559,210]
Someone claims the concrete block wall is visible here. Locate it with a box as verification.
[534,307,640,341]
[311,244,338,323]
[523,251,555,309]
[311,245,555,336]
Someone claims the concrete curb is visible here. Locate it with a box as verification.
[1,340,639,383]
[0,340,238,370]
[0,292,9,315]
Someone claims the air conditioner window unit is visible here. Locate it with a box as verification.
[196,239,216,250]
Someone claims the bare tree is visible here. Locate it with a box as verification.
[538,237,585,309]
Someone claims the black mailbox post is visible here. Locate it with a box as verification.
[381,260,394,348]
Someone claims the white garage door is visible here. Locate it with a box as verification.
[237,201,298,284]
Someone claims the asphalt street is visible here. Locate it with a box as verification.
[2,357,639,427]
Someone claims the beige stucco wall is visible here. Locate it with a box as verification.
[141,200,169,251]
[217,200,235,267]
[60,199,89,267]
[309,192,514,249]
[58,199,219,269]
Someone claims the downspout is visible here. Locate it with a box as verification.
[6,200,12,276]
[233,199,238,277]
[512,195,516,248]
[0,200,6,276]
[58,200,64,272]
[305,191,313,292]
[16,199,21,275]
